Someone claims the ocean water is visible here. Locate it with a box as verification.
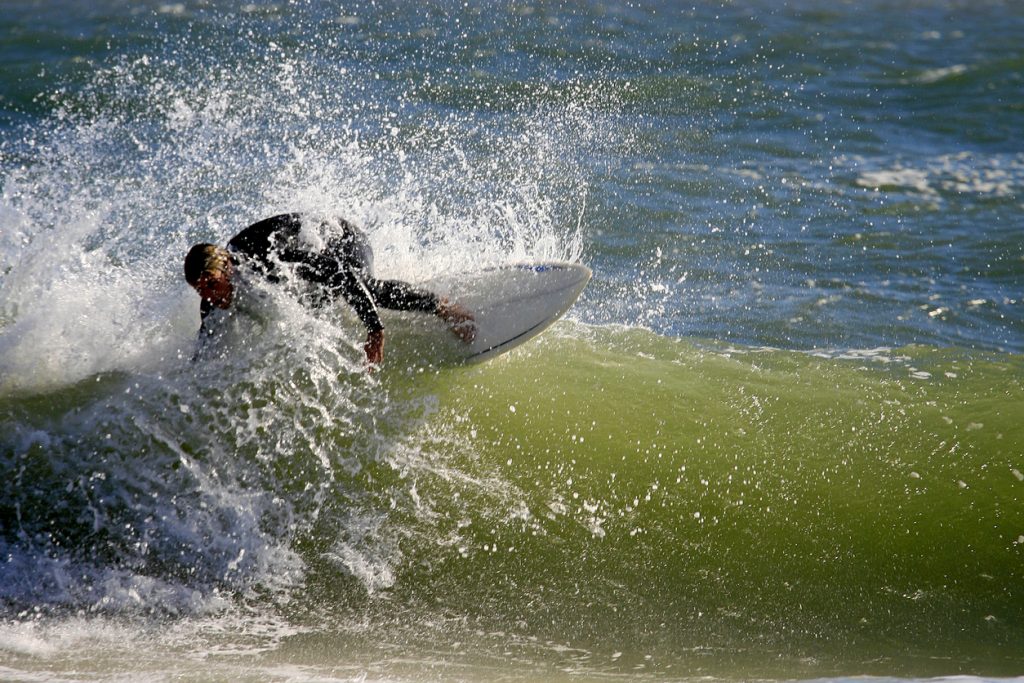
[1,1,1022,681]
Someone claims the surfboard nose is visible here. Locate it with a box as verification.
[411,261,593,364]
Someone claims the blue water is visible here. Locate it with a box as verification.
[1,1,1022,681]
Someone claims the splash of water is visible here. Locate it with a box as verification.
[0,15,621,615]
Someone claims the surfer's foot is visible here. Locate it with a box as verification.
[438,299,476,343]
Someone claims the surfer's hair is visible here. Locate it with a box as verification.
[184,243,231,286]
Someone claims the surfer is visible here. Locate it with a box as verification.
[184,213,474,368]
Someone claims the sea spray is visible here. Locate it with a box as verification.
[0,32,611,613]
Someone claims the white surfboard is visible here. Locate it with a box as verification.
[384,261,592,365]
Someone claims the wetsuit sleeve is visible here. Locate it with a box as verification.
[332,267,385,334]
[191,299,216,361]
[366,278,440,314]
[197,298,215,336]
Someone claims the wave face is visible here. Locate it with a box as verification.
[1,0,1022,680]
[2,328,1022,678]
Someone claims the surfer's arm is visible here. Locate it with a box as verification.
[335,270,384,334]
[366,279,439,313]
[331,268,387,368]
[190,300,216,362]
[368,279,475,342]
[368,279,474,343]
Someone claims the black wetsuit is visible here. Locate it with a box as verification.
[201,213,439,333]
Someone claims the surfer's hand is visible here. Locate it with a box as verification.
[364,329,384,370]
[438,299,476,343]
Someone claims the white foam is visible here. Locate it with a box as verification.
[851,152,1023,201]
[325,513,399,594]
[916,64,970,83]
[856,168,936,196]
[0,624,59,659]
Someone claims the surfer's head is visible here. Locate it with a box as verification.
[184,243,235,309]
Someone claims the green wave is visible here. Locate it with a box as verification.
[319,323,1024,675]
[3,323,1022,675]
